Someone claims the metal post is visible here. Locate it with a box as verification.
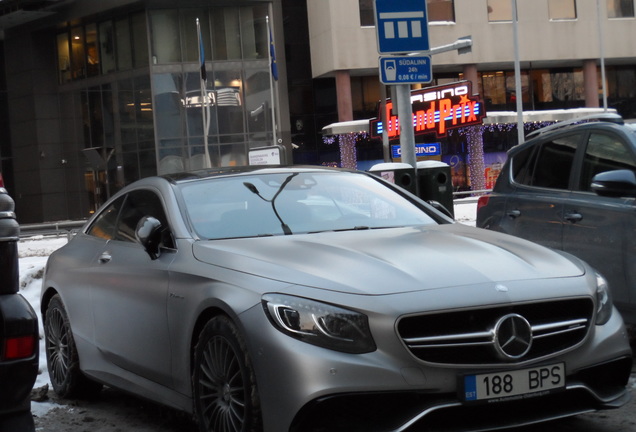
[380,84,390,162]
[512,0,524,145]
[267,15,279,144]
[197,18,211,168]
[597,0,608,111]
[396,84,417,170]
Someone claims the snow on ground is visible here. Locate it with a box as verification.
[18,200,478,416]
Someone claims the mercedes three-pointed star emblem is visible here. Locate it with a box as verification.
[493,313,533,360]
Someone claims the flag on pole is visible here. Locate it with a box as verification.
[268,22,278,81]
[196,18,211,168]
[197,18,207,82]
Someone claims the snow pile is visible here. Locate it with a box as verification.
[17,236,69,416]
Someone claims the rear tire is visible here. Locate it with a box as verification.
[193,315,262,432]
[44,294,102,398]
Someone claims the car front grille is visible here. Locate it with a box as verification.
[397,298,594,365]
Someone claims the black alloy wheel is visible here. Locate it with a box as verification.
[193,316,262,432]
[44,294,102,398]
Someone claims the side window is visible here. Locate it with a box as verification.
[87,196,125,240]
[513,134,579,189]
[512,145,538,186]
[519,134,580,190]
[114,190,170,243]
[578,133,636,191]
[427,0,455,22]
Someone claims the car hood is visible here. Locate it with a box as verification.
[192,224,585,295]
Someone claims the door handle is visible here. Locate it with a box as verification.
[507,210,521,219]
[99,252,112,263]
[564,212,583,223]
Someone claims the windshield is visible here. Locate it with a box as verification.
[179,171,438,239]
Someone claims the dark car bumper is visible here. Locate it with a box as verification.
[0,294,39,416]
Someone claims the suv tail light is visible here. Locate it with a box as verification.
[476,195,490,212]
[3,335,36,360]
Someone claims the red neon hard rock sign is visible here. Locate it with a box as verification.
[370,81,487,139]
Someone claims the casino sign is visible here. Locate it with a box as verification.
[370,81,486,139]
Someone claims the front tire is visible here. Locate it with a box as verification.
[44,294,102,398]
[193,316,262,432]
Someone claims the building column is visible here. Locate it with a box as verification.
[335,70,353,122]
[463,64,479,95]
[583,60,600,108]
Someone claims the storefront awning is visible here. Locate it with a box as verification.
[321,108,620,138]
[321,120,370,136]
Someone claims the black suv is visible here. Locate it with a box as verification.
[0,188,38,428]
[477,114,636,324]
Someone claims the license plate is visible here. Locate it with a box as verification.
[463,363,565,402]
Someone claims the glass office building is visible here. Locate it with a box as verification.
[1,0,287,222]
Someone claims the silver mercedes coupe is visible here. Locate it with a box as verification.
[41,166,632,432]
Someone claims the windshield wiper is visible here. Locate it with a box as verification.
[243,173,298,235]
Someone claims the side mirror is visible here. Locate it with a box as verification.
[427,200,454,219]
[135,216,163,260]
[590,169,636,198]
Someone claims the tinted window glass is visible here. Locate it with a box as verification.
[527,134,579,189]
[359,0,374,26]
[579,133,636,191]
[512,145,538,185]
[549,0,576,20]
[87,196,125,240]
[427,0,455,22]
[180,172,438,240]
[115,190,169,243]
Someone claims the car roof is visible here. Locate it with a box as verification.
[525,113,625,140]
[160,165,356,185]
[509,115,636,157]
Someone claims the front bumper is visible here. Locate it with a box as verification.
[241,301,632,432]
[290,356,632,432]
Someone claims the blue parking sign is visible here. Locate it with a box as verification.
[374,0,430,54]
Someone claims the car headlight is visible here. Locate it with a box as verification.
[595,272,613,325]
[262,294,376,354]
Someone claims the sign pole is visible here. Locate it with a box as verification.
[374,0,430,173]
[380,84,390,162]
[395,85,417,169]
[511,0,524,145]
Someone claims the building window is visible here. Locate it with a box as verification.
[359,0,374,26]
[99,21,116,74]
[351,76,381,117]
[482,71,506,105]
[85,24,100,78]
[150,10,181,63]
[57,12,149,83]
[57,33,71,83]
[148,6,277,174]
[427,0,455,22]
[131,13,150,68]
[608,0,635,18]
[115,18,133,71]
[548,0,577,20]
[360,1,455,26]
[487,0,512,22]
[212,7,242,60]
[70,27,85,81]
